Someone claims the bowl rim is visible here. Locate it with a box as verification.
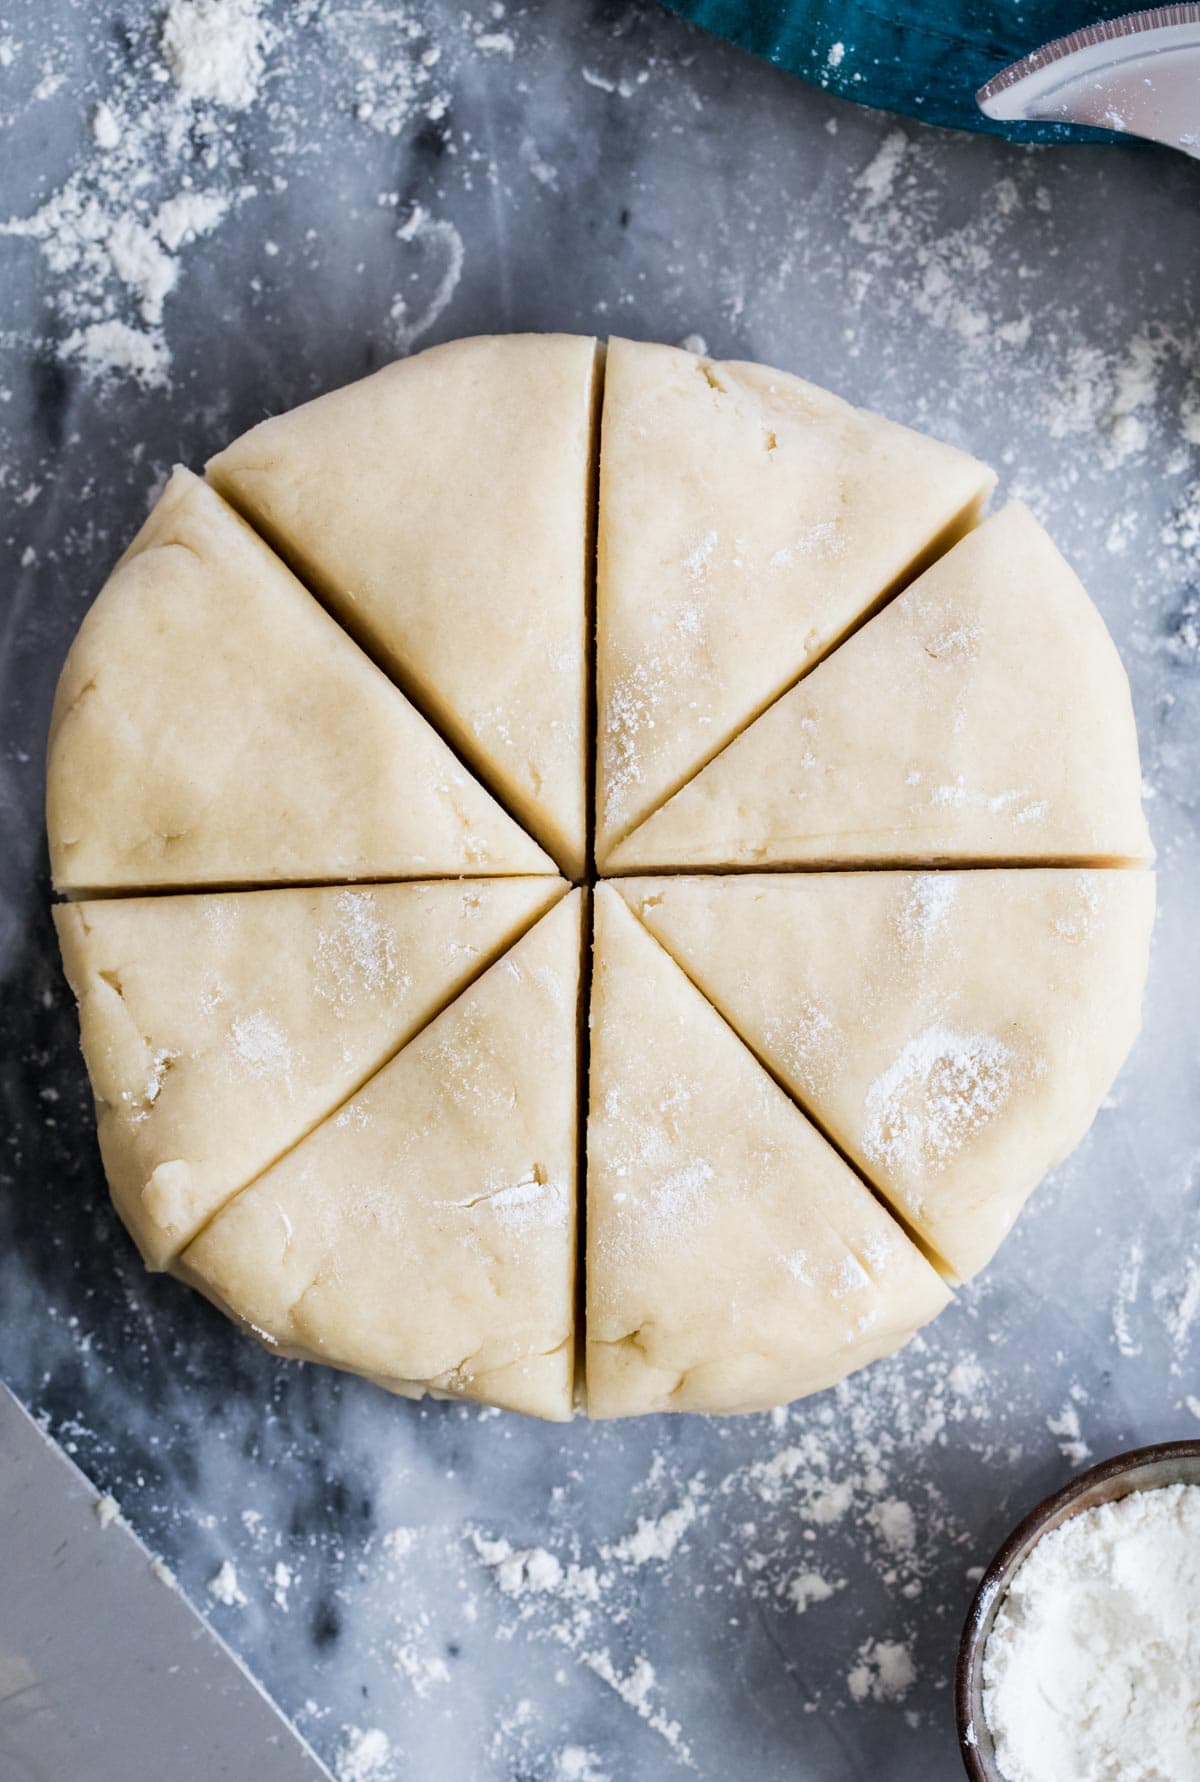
[954,1436,1200,1781]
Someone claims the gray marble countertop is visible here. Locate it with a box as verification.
[2,3,1200,1779]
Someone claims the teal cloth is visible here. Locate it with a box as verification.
[659,0,1142,140]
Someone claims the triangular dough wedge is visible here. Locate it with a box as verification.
[621,870,1155,1281]
[595,338,995,861]
[586,886,949,1418]
[609,504,1151,870]
[208,335,599,879]
[47,468,551,891]
[180,891,583,1420]
[55,878,563,1270]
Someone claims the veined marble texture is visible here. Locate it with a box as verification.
[2,2,1199,1778]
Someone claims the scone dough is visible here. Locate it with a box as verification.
[180,892,583,1421]
[609,504,1152,872]
[55,878,564,1268]
[47,335,1156,1421]
[209,335,599,880]
[621,870,1156,1280]
[47,468,551,891]
[595,337,995,862]
[586,887,950,1418]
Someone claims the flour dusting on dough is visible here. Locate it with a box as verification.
[863,1024,1013,1175]
[896,875,958,951]
[229,1010,292,1078]
[314,892,406,1010]
[763,999,843,1096]
[595,1074,715,1254]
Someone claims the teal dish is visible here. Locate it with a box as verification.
[658,0,1137,141]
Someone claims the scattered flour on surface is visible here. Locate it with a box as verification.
[1046,1403,1091,1468]
[853,130,907,211]
[869,1497,917,1555]
[1112,1235,1144,1358]
[460,1346,994,1753]
[91,101,122,148]
[155,190,230,250]
[602,1495,699,1567]
[786,1569,841,1613]
[846,1637,916,1703]
[471,1533,601,1604]
[393,1630,452,1697]
[335,1726,393,1782]
[0,0,486,381]
[582,1652,692,1766]
[556,1749,610,1782]
[1152,1248,1200,1363]
[206,1558,247,1607]
[59,321,171,388]
[390,205,465,353]
[947,1357,986,1405]
[1,2,256,382]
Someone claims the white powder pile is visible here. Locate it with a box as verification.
[983,1484,1200,1782]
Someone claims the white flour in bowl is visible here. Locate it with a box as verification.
[982,1482,1200,1782]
